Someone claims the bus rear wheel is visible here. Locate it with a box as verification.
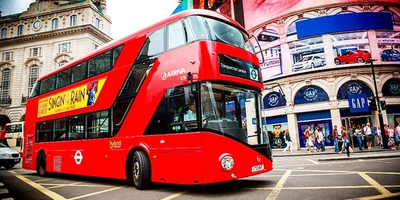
[132,150,150,190]
[36,152,47,177]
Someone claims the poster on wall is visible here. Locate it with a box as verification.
[242,0,400,30]
[289,36,326,73]
[258,46,282,81]
[377,31,400,62]
[332,31,371,65]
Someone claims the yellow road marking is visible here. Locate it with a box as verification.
[69,185,127,200]
[11,171,67,200]
[266,170,291,200]
[47,181,83,189]
[350,192,400,200]
[161,191,187,200]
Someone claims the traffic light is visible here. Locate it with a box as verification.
[380,100,387,110]
[368,96,377,111]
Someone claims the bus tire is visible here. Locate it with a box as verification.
[36,152,47,177]
[132,150,151,190]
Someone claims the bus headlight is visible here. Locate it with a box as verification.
[220,153,234,171]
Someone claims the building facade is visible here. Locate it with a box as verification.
[241,0,400,150]
[0,0,112,128]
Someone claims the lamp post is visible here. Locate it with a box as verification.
[367,58,387,149]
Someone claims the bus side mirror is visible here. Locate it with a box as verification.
[184,87,194,105]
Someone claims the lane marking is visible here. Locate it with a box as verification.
[47,181,83,189]
[351,192,400,200]
[10,171,66,200]
[356,172,391,197]
[306,159,320,164]
[69,185,127,200]
[161,191,187,200]
[266,170,291,200]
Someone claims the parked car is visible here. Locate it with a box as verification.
[292,55,324,71]
[334,50,371,65]
[381,49,400,61]
[0,142,21,169]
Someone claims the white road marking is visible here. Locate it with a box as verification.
[307,159,320,164]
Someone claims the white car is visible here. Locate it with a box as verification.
[292,55,324,71]
[0,142,21,169]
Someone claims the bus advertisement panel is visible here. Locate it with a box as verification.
[23,9,272,190]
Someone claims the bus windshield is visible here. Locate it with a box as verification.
[200,81,264,145]
[204,17,256,54]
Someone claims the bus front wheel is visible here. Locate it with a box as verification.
[36,152,47,177]
[132,150,150,190]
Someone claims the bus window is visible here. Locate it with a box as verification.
[69,115,85,139]
[40,75,56,94]
[137,28,165,60]
[37,121,53,142]
[54,118,68,141]
[87,110,110,138]
[183,16,208,42]
[72,61,88,83]
[57,68,72,89]
[167,20,186,50]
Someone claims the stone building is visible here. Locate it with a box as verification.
[0,0,112,127]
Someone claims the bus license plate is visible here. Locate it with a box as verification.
[251,164,264,172]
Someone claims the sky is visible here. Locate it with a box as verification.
[0,0,180,39]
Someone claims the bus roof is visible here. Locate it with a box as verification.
[36,9,247,81]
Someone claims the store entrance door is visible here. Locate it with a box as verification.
[341,116,371,149]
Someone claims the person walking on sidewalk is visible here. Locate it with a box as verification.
[340,129,353,157]
[364,123,373,150]
[305,126,315,153]
[355,125,363,151]
[332,125,339,152]
[317,127,325,152]
[283,129,294,154]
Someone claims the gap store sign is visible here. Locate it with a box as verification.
[348,94,369,113]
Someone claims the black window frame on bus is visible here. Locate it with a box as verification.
[36,109,111,142]
[29,45,123,98]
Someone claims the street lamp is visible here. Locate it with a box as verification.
[366,58,387,149]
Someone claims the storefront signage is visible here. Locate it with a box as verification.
[263,92,286,109]
[348,94,369,113]
[347,82,362,94]
[389,80,400,95]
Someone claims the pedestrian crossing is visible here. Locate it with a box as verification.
[0,183,13,200]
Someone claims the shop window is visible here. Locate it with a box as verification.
[382,78,400,96]
[337,81,374,99]
[294,85,329,105]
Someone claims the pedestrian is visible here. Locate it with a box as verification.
[317,127,325,152]
[305,126,315,153]
[395,122,400,150]
[283,129,294,154]
[332,125,339,152]
[364,123,373,150]
[377,126,382,148]
[340,129,353,157]
[337,126,345,153]
[354,125,363,151]
[361,123,367,150]
[388,124,396,150]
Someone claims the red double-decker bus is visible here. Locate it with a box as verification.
[23,9,272,189]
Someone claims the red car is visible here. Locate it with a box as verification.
[334,50,371,65]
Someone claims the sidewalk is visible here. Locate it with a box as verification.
[272,146,400,161]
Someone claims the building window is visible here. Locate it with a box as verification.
[59,60,68,67]
[70,15,77,26]
[30,47,42,57]
[0,69,11,103]
[2,52,13,61]
[59,42,71,53]
[28,65,39,96]
[17,25,24,36]
[1,28,6,39]
[95,18,100,28]
[52,18,59,30]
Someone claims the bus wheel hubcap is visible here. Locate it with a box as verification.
[133,162,139,180]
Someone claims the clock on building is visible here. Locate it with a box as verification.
[33,20,41,30]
